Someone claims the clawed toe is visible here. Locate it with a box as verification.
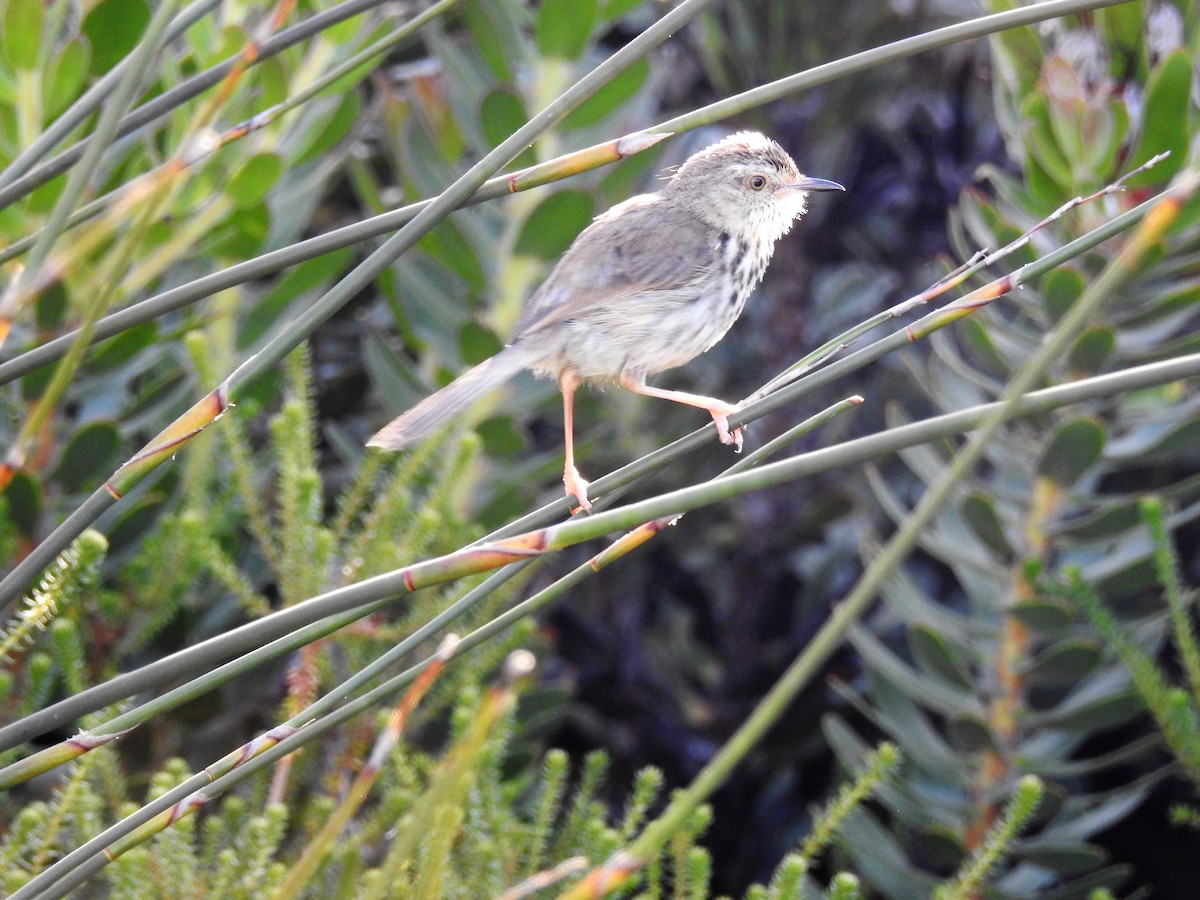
[711,409,744,452]
[563,465,593,513]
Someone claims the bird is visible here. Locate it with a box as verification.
[368,131,844,511]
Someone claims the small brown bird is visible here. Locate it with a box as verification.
[368,131,843,510]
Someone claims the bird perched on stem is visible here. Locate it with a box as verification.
[369,131,843,511]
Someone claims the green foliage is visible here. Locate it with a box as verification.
[826,9,1200,897]
[0,744,114,893]
[1052,499,1200,808]
[0,528,105,675]
[933,776,1044,900]
[799,742,900,867]
[2,0,1198,897]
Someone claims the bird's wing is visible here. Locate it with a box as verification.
[512,195,718,339]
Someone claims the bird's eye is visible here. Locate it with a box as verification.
[747,174,767,191]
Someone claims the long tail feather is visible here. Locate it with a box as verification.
[367,344,537,450]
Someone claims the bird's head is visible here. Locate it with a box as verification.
[665,131,843,240]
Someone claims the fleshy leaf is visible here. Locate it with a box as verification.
[1037,419,1105,487]
[53,422,121,493]
[3,0,42,71]
[535,0,597,59]
[225,153,284,210]
[960,493,1014,558]
[561,59,650,130]
[82,0,149,76]
[514,190,595,261]
[1067,326,1115,376]
[1127,50,1191,187]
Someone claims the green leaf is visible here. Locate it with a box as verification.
[1022,639,1102,684]
[3,471,41,536]
[1014,842,1109,875]
[87,321,158,370]
[1109,412,1200,462]
[418,218,486,293]
[476,415,525,457]
[27,170,66,215]
[44,38,90,119]
[82,0,150,76]
[850,625,982,719]
[1021,93,1073,192]
[561,58,649,130]
[240,248,354,350]
[294,93,360,166]
[1042,57,1086,180]
[1127,50,1191,187]
[945,716,994,753]
[183,14,217,65]
[257,55,289,110]
[1037,418,1105,487]
[600,0,645,20]
[514,190,595,261]
[990,19,1042,96]
[957,318,1009,376]
[465,0,523,80]
[960,493,1013,558]
[1010,599,1073,633]
[535,0,597,59]
[1096,2,1144,64]
[480,88,527,150]
[53,422,121,492]
[105,494,167,556]
[1029,685,1144,731]
[1039,267,1083,324]
[1053,502,1140,541]
[1066,326,1115,375]
[225,153,284,210]
[20,352,53,401]
[361,331,425,412]
[316,22,391,98]
[211,201,271,259]
[3,0,42,71]
[908,625,972,689]
[459,321,503,365]
[35,282,68,331]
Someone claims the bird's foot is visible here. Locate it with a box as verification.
[709,403,744,453]
[563,464,593,513]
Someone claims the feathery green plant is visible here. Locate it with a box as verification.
[1049,497,1200,824]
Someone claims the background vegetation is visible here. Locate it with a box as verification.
[1,0,1198,897]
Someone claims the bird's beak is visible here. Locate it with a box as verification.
[787,175,845,193]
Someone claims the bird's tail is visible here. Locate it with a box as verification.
[367,343,538,450]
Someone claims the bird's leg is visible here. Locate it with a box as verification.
[619,374,743,451]
[559,368,592,512]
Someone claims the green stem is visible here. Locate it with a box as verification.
[0,0,460,266]
[4,0,181,304]
[0,0,719,615]
[0,0,395,211]
[0,0,218,192]
[12,339,1199,900]
[0,0,1132,380]
[5,348,1199,756]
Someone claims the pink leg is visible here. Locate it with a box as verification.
[559,368,592,512]
[619,375,743,451]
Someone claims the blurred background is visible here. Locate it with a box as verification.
[3,0,1199,896]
